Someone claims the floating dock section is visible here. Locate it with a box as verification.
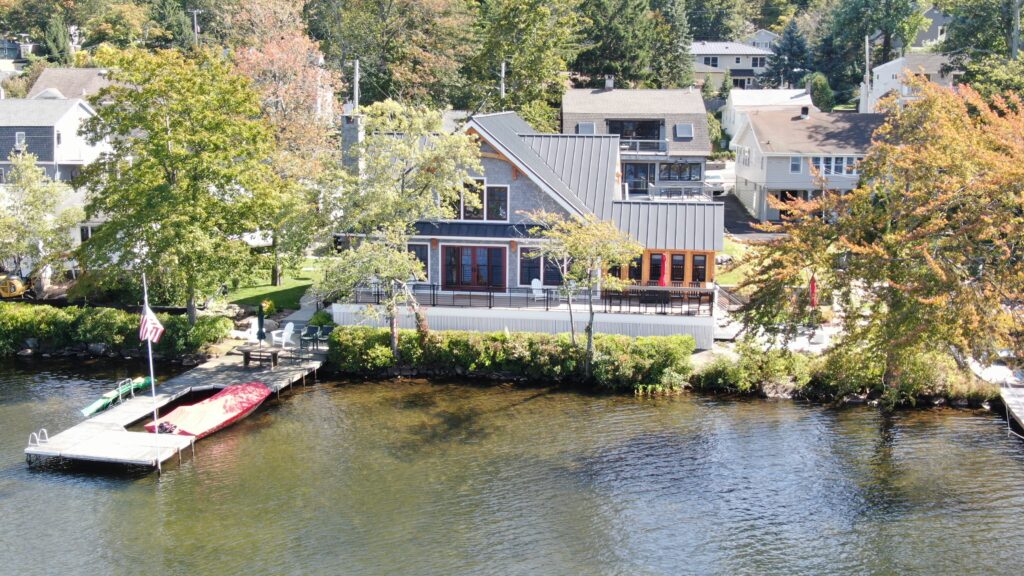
[25,350,324,470]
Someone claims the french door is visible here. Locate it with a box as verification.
[442,246,506,290]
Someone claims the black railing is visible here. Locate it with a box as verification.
[349,283,715,317]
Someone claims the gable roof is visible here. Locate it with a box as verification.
[28,68,112,100]
[0,98,92,127]
[745,110,884,155]
[519,134,620,219]
[562,88,706,116]
[690,41,773,56]
[728,89,814,108]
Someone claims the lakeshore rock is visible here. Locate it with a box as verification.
[87,343,109,356]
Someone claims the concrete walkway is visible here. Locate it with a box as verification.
[282,292,320,326]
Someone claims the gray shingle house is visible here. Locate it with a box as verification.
[0,97,105,183]
[336,110,726,348]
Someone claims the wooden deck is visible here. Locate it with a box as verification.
[25,348,325,470]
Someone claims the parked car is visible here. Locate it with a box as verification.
[704,173,732,197]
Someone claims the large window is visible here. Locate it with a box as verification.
[649,254,664,284]
[811,156,863,176]
[454,180,509,222]
[752,56,766,67]
[518,247,563,286]
[703,56,719,67]
[607,120,661,141]
[408,244,429,280]
[659,163,702,182]
[624,163,656,195]
[671,254,686,282]
[628,256,643,282]
[790,157,802,174]
[443,246,505,290]
[692,255,707,284]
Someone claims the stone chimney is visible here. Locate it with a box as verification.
[604,75,615,90]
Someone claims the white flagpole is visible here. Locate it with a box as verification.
[143,273,161,473]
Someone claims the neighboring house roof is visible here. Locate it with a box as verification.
[744,110,884,155]
[876,53,951,76]
[728,89,814,108]
[690,41,773,56]
[561,88,712,156]
[611,201,723,252]
[28,68,111,100]
[562,88,706,115]
[743,29,780,42]
[0,98,92,127]
[441,110,470,132]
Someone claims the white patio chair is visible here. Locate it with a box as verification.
[247,318,261,343]
[531,278,545,301]
[271,322,296,348]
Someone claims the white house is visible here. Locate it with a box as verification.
[691,41,774,89]
[722,88,816,141]
[732,108,884,221]
[859,53,956,113]
[742,29,780,50]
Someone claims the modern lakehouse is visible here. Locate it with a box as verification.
[335,109,725,349]
[732,107,884,221]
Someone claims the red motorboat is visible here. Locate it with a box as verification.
[145,382,272,439]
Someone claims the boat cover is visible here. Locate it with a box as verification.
[144,382,271,439]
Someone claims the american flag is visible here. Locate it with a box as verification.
[139,306,165,343]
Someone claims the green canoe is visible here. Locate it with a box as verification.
[80,377,155,417]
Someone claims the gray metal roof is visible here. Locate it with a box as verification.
[471,112,589,215]
[413,222,538,238]
[0,98,89,126]
[562,88,706,115]
[611,201,724,252]
[690,41,773,56]
[519,134,619,219]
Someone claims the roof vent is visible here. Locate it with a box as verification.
[604,75,615,90]
[799,106,810,119]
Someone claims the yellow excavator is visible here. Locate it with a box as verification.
[0,274,35,299]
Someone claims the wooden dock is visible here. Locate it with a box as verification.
[25,348,325,470]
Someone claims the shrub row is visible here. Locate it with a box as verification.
[0,302,234,358]
[690,341,999,408]
[328,326,696,394]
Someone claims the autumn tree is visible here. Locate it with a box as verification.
[741,80,1024,406]
[305,0,474,105]
[527,211,643,378]
[78,48,278,324]
[317,101,481,357]
[230,0,343,285]
[0,152,82,283]
[462,0,583,132]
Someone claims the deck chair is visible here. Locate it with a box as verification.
[317,325,335,347]
[299,325,321,350]
[271,322,296,348]
[531,278,545,301]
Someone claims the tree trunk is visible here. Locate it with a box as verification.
[566,288,578,347]
[270,236,283,287]
[186,293,198,326]
[387,285,400,362]
[585,286,596,379]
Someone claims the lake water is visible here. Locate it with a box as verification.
[3,359,1024,576]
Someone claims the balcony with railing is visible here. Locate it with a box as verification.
[618,139,668,154]
[622,182,710,201]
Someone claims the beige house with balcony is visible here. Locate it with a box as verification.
[732,108,884,221]
[561,86,712,200]
[691,41,773,89]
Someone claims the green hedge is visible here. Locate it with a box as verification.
[328,326,696,393]
[0,302,233,357]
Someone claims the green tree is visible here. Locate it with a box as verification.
[527,211,643,378]
[463,0,582,130]
[78,48,278,324]
[701,73,716,99]
[802,71,833,110]
[43,13,73,65]
[146,0,192,49]
[761,19,810,88]
[0,152,82,283]
[318,101,481,357]
[687,0,747,40]
[83,3,153,48]
[939,0,1015,65]
[650,0,694,88]
[718,70,732,99]
[574,0,657,86]
[961,55,1024,101]
[741,80,1024,406]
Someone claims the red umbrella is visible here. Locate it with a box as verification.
[658,253,669,287]
[809,273,818,308]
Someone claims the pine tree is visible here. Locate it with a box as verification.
[719,70,732,99]
[575,0,657,85]
[43,13,73,66]
[701,74,716,99]
[761,19,810,88]
[650,0,694,87]
[149,0,193,50]
[688,0,746,41]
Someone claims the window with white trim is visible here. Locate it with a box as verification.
[454,179,509,222]
[703,56,718,68]
[14,132,26,149]
[752,56,766,68]
[790,156,802,174]
[408,244,429,280]
[519,247,563,287]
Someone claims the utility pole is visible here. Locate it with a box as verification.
[188,9,203,47]
[1014,0,1022,60]
[352,59,360,112]
[499,61,506,100]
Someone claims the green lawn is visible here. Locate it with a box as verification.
[227,258,325,311]
[716,238,752,287]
